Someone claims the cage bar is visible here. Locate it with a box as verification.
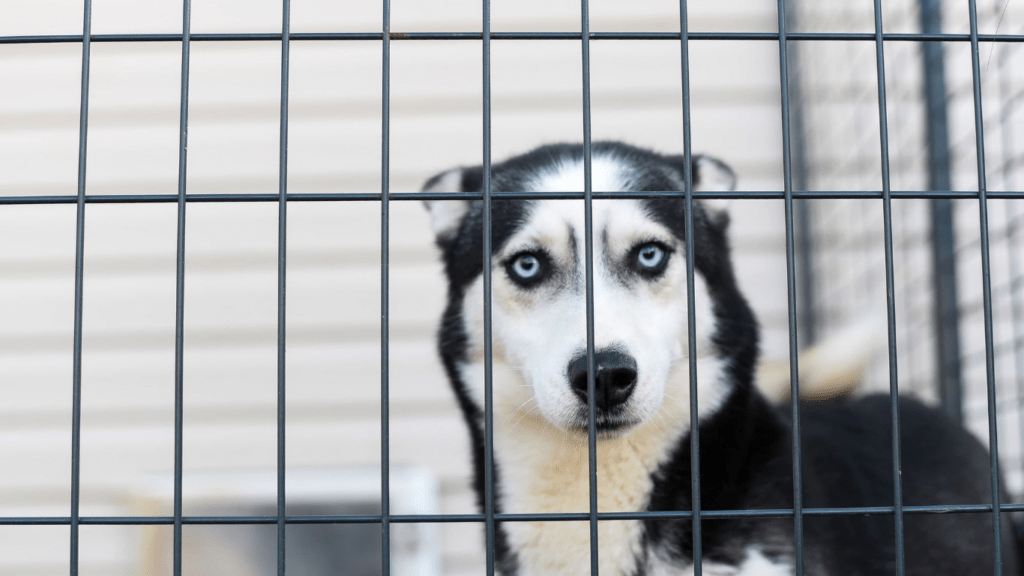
[920,0,964,423]
[380,0,393,572]
[4,31,1024,44]
[967,0,1005,571]
[6,190,1024,208]
[869,0,908,573]
[579,0,601,572]
[481,0,497,572]
[69,1,92,574]
[171,0,192,574]
[275,1,292,574]
[775,1,807,574]
[675,1,703,573]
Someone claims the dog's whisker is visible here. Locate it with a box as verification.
[509,405,542,431]
[503,397,538,426]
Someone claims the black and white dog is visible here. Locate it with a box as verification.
[423,142,1019,576]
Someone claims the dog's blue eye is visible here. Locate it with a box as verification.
[510,254,541,280]
[637,244,666,269]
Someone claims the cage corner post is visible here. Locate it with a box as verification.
[783,0,817,350]
[919,0,964,424]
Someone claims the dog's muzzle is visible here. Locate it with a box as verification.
[567,349,638,412]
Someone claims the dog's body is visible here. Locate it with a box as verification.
[423,142,1018,576]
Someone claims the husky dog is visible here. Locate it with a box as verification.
[423,142,1018,576]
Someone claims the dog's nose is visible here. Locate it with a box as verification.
[568,350,638,411]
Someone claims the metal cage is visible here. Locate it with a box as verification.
[1,0,1023,574]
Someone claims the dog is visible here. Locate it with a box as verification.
[422,141,1019,576]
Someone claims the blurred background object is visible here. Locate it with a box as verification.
[1,0,1022,573]
[132,467,439,576]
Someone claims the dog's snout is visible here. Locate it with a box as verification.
[568,350,638,410]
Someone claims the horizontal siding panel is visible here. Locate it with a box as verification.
[0,264,446,342]
[1,340,451,414]
[1,40,777,118]
[0,415,471,495]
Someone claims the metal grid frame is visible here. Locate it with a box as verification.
[2,0,1024,575]
[792,0,1024,503]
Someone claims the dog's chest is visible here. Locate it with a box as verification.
[494,415,679,576]
[492,422,794,576]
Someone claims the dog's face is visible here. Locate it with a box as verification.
[425,143,752,438]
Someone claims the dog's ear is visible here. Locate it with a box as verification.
[667,154,736,230]
[694,155,736,230]
[422,165,483,243]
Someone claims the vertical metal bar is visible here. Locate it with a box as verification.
[775,1,804,574]
[276,1,291,574]
[172,0,192,574]
[870,3,907,574]
[481,0,496,573]
[70,1,92,574]
[920,0,964,423]
[380,0,392,570]
[930,196,963,422]
[579,0,599,574]
[675,1,702,573]
[795,198,816,348]
[782,1,817,348]
[966,0,1004,572]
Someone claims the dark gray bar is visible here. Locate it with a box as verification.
[871,1,907,573]
[775,0,806,573]
[6,189,1024,207]
[70,1,92,574]
[966,0,1005,571]
[379,0,392,572]
[481,0,497,572]
[171,0,192,574]
[6,31,1024,44]
[675,1,703,573]
[920,0,964,423]
[579,0,601,572]
[782,2,816,348]
[11,501,1024,526]
[276,1,291,574]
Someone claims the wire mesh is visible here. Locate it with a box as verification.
[793,0,1024,506]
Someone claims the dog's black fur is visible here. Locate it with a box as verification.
[425,141,1020,575]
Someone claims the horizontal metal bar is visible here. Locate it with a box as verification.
[5,503,1024,526]
[3,190,1024,206]
[3,31,1024,45]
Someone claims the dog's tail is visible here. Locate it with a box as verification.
[757,315,884,402]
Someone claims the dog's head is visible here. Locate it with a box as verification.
[425,143,757,438]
